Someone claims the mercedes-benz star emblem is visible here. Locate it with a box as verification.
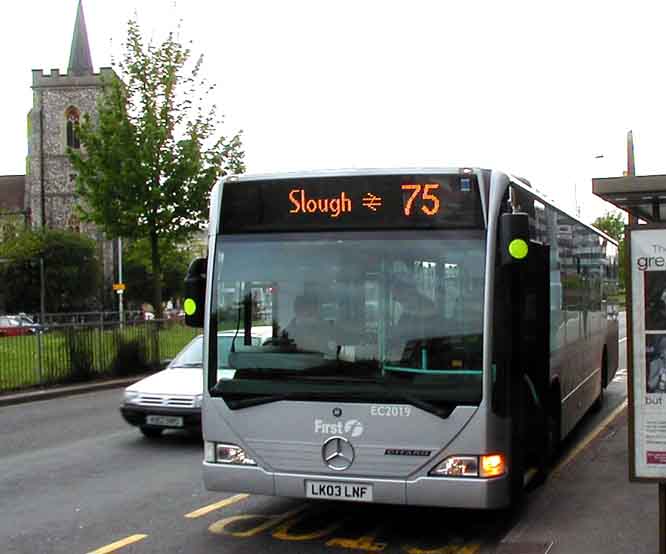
[322,436,355,471]
[332,407,342,417]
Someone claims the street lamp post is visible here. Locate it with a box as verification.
[627,130,638,225]
[117,237,124,327]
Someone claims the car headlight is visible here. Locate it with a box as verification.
[193,394,203,408]
[123,390,140,404]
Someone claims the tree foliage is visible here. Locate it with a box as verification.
[592,211,625,242]
[0,229,100,313]
[69,19,244,316]
[593,210,627,287]
[122,237,196,307]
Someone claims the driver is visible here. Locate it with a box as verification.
[283,295,333,353]
[388,275,437,362]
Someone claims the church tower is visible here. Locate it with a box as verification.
[26,0,114,230]
[25,0,116,303]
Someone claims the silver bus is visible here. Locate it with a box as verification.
[184,168,619,509]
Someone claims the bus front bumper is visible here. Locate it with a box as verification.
[202,463,510,509]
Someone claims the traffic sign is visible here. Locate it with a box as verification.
[112,283,126,291]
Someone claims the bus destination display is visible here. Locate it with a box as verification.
[220,173,483,233]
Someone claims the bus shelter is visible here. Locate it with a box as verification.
[593,174,666,223]
[593,174,666,553]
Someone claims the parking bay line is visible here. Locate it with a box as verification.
[86,534,148,554]
[185,493,250,519]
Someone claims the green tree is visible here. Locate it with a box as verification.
[592,211,624,242]
[592,210,627,287]
[122,237,194,308]
[69,19,244,317]
[0,229,100,313]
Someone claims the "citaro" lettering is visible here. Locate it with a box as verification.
[289,189,352,218]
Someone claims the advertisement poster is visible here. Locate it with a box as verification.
[631,228,666,478]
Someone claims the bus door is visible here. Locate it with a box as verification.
[495,237,550,498]
[520,242,550,475]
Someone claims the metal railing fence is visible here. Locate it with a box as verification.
[0,319,199,393]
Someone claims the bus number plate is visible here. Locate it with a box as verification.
[305,480,373,502]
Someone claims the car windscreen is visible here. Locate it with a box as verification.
[171,335,263,369]
[170,336,204,368]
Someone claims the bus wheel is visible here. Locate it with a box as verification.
[591,351,607,413]
[547,389,561,464]
[140,426,163,439]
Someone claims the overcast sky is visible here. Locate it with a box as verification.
[4,0,666,223]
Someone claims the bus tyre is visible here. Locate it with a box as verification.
[547,390,561,465]
[140,426,163,439]
[591,352,607,413]
[510,450,525,506]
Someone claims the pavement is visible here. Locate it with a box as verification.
[0,374,148,407]
[0,376,659,554]
[500,407,659,554]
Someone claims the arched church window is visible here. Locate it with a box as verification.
[65,106,81,149]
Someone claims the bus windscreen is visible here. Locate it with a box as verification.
[220,173,483,233]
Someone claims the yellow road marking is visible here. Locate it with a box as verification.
[553,399,627,476]
[209,506,306,537]
[185,493,249,519]
[86,534,148,554]
[403,544,480,554]
[327,525,387,551]
[272,512,346,541]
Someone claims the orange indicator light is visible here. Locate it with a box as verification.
[480,454,506,477]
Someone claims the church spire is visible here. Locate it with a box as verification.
[68,0,93,75]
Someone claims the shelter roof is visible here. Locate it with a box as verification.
[592,175,666,223]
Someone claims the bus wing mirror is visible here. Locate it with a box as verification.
[184,257,207,328]
[499,212,530,266]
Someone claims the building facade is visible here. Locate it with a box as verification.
[0,1,117,306]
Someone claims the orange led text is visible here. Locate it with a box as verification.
[401,183,441,216]
[362,193,383,212]
[288,189,352,218]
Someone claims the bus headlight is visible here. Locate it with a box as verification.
[204,441,256,465]
[193,394,203,408]
[430,456,479,477]
[429,454,506,478]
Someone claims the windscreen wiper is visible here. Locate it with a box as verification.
[225,391,360,409]
[299,359,381,375]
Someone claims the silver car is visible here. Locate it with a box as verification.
[120,326,273,437]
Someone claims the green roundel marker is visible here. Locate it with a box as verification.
[183,298,197,316]
[508,238,529,260]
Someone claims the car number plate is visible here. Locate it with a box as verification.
[305,480,373,502]
[146,415,184,427]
